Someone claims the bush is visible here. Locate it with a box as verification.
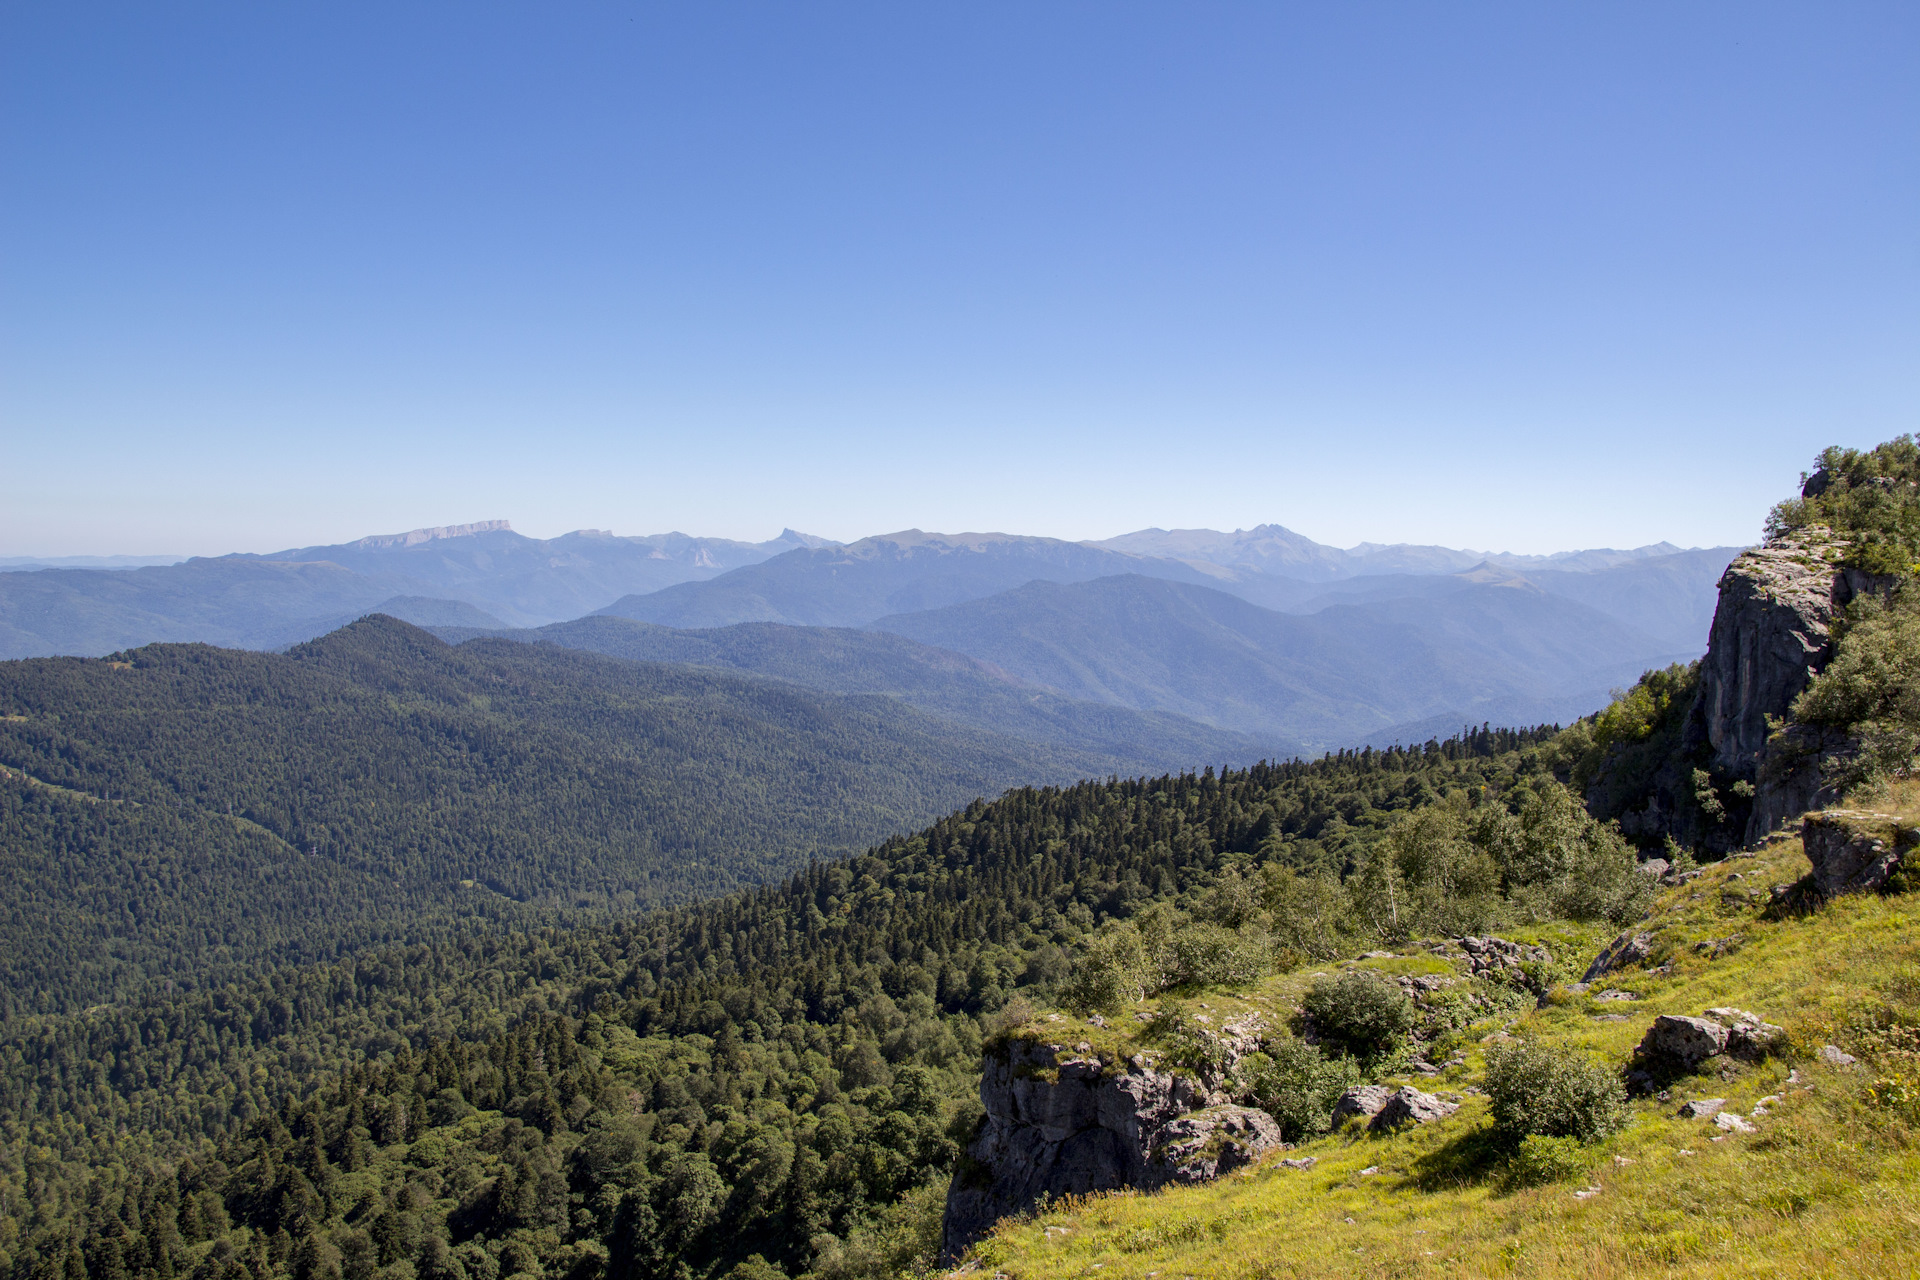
[1143,1001,1230,1074]
[1301,972,1414,1066]
[1484,1041,1627,1144]
[1238,1037,1361,1142]
[1504,1134,1592,1188]
[1059,925,1148,1016]
[1163,923,1268,990]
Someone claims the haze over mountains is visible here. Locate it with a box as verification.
[0,519,1742,755]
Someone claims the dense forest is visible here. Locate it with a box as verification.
[0,725,1663,1280]
[0,616,1122,1017]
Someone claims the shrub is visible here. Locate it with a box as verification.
[1301,972,1414,1066]
[1504,1134,1592,1188]
[1238,1037,1360,1142]
[1484,1041,1627,1144]
[1144,1001,1230,1074]
[1059,925,1148,1016]
[1163,923,1268,990]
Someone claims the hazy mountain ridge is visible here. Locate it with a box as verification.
[427,612,1283,770]
[872,573,1694,750]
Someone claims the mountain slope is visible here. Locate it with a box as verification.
[0,523,832,658]
[0,615,1115,1016]
[873,574,1684,747]
[597,529,1227,628]
[430,614,1282,768]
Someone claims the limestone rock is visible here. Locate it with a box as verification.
[1677,1098,1726,1119]
[1818,1044,1859,1068]
[1584,930,1655,983]
[1369,1087,1459,1132]
[1714,1111,1756,1134]
[1637,1015,1730,1072]
[1329,1084,1399,1127]
[1150,1105,1287,1184]
[1802,810,1918,896]
[1278,1156,1317,1171]
[942,1025,1266,1258]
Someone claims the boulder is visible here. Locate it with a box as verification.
[1714,1112,1756,1134]
[1637,1015,1730,1072]
[1368,1087,1459,1132]
[1677,1098,1726,1119]
[1330,1084,1399,1127]
[1802,811,1918,896]
[942,1021,1267,1258]
[1584,930,1655,983]
[1278,1156,1317,1171]
[1150,1106,1287,1184]
[1818,1044,1859,1068]
[1455,935,1553,985]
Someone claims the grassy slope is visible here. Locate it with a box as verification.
[967,829,1920,1278]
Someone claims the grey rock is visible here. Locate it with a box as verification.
[941,1023,1268,1258]
[1677,1097,1726,1119]
[1802,810,1917,896]
[1637,1015,1730,1072]
[1150,1106,1287,1184]
[1583,930,1655,982]
[1329,1084,1399,1127]
[1369,1087,1460,1132]
[1714,1111,1756,1134]
[1278,1157,1317,1171]
[1818,1044,1858,1068]
[1593,989,1641,1002]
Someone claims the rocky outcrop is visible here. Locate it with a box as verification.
[1634,1008,1783,1077]
[942,1027,1276,1258]
[1677,520,1913,843]
[1583,929,1656,982]
[1368,1087,1459,1131]
[1801,810,1919,895]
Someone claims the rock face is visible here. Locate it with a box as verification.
[1636,1008,1784,1076]
[1688,533,1839,784]
[1683,519,1906,842]
[1801,810,1918,895]
[1149,1106,1286,1184]
[1329,1084,1398,1127]
[1583,930,1656,983]
[1369,1087,1459,1132]
[942,1028,1279,1258]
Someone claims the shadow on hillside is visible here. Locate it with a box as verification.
[1406,1120,1508,1192]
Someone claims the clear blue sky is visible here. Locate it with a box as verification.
[3,3,1915,556]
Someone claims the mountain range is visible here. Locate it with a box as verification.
[0,519,1743,755]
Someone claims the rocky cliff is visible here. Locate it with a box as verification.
[1684,520,1904,841]
[941,1021,1283,1258]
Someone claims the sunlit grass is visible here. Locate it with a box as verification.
[960,831,1920,1278]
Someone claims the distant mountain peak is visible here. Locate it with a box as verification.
[351,520,513,549]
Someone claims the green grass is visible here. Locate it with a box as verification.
[962,831,1920,1278]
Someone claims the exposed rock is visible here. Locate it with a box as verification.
[1454,935,1552,989]
[1677,1098,1727,1119]
[1277,1156,1317,1171]
[942,1027,1264,1257]
[1714,1111,1756,1134]
[1687,533,1838,791]
[1369,1087,1459,1132]
[1149,1106,1287,1184]
[1639,858,1671,879]
[1593,989,1640,1002]
[1329,1084,1398,1127]
[1818,1044,1858,1068]
[1583,930,1655,982]
[1802,810,1918,896]
[1637,1015,1730,1072]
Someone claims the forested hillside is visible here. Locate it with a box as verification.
[0,616,1116,1017]
[427,615,1277,770]
[0,728,1587,1280]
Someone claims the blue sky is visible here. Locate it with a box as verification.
[3,3,1915,556]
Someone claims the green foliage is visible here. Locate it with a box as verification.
[0,726,1562,1280]
[1503,1134,1593,1189]
[1144,1002,1233,1074]
[1790,587,1920,790]
[1483,1041,1627,1145]
[1301,973,1415,1067]
[1236,1038,1360,1143]
[1766,436,1920,573]
[0,617,1097,1018]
